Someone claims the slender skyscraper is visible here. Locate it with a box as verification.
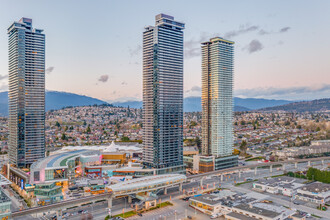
[143,14,185,174]
[8,18,45,168]
[201,37,237,170]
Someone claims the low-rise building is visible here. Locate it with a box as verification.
[228,203,295,220]
[253,176,304,197]
[295,182,330,204]
[186,155,238,174]
[183,146,199,156]
[274,145,330,159]
[34,182,63,206]
[189,190,255,216]
[84,179,105,195]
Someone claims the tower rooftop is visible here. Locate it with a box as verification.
[19,17,32,26]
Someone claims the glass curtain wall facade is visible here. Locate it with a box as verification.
[201,37,234,158]
[8,18,45,167]
[143,14,185,173]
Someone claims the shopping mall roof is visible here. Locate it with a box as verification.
[51,141,142,155]
[109,174,186,194]
[31,150,100,170]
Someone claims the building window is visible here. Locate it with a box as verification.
[34,171,40,181]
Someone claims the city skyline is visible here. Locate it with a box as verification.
[0,0,329,102]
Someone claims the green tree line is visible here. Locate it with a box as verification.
[307,167,330,183]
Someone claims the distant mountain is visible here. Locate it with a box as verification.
[0,91,108,116]
[181,96,292,112]
[112,99,251,112]
[234,105,251,112]
[111,101,142,109]
[112,96,292,112]
[0,90,297,116]
[0,92,7,117]
[234,97,292,110]
[46,91,107,110]
[259,98,330,112]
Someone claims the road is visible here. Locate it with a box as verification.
[13,160,328,219]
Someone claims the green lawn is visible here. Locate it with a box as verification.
[235,179,257,186]
[113,210,137,218]
[106,201,173,219]
[245,156,265,162]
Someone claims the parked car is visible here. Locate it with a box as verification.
[210,214,219,219]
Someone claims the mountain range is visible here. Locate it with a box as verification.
[112,96,293,112]
[259,98,330,112]
[0,91,327,116]
[0,91,108,116]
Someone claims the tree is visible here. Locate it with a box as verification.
[121,136,130,141]
[239,140,248,155]
[190,121,197,128]
[195,136,201,148]
[86,125,91,133]
[233,149,240,155]
[55,121,61,127]
[61,133,66,140]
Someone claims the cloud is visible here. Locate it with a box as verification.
[235,84,330,100]
[0,74,8,81]
[129,45,142,57]
[185,85,201,97]
[184,32,215,59]
[258,29,270,35]
[185,25,259,59]
[46,66,55,74]
[121,81,128,85]
[258,26,291,35]
[184,24,289,59]
[184,45,200,59]
[244,40,264,53]
[279,27,291,33]
[98,75,109,83]
[0,83,8,91]
[224,25,259,39]
[190,86,201,92]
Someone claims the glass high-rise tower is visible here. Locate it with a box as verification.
[143,14,185,173]
[201,37,238,170]
[8,18,45,168]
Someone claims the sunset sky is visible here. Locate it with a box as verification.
[0,0,329,101]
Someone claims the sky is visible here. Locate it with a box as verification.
[0,0,329,101]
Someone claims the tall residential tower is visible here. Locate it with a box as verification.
[8,18,45,168]
[143,14,185,174]
[201,37,238,170]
